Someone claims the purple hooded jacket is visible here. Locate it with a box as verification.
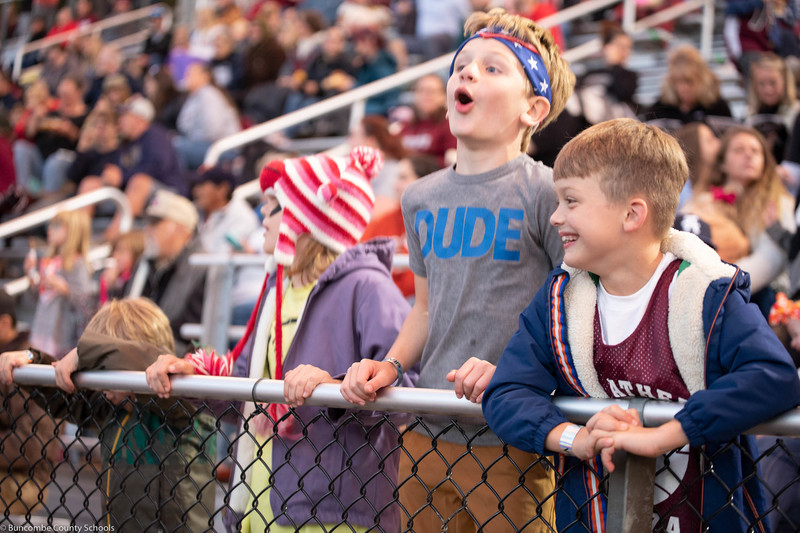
[224,238,413,532]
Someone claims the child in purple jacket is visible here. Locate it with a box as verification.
[145,146,414,532]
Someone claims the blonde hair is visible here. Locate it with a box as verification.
[747,52,797,114]
[86,297,175,352]
[48,210,91,272]
[660,45,721,108]
[288,235,340,285]
[703,126,788,233]
[462,8,575,151]
[553,119,688,238]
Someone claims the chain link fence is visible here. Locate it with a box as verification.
[2,366,799,532]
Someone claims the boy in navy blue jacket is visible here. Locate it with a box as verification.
[483,118,800,532]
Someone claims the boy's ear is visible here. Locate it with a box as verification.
[521,96,550,127]
[622,198,649,233]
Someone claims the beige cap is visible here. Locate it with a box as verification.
[121,95,155,122]
[145,190,198,232]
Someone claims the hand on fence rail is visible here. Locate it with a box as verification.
[445,356,496,403]
[145,353,196,398]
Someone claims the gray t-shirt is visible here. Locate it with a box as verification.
[402,154,564,445]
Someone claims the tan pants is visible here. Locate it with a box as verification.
[398,430,556,533]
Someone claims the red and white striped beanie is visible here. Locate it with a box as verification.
[259,146,383,266]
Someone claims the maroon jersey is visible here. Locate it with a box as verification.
[593,259,703,532]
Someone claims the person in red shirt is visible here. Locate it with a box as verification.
[45,6,78,38]
[397,74,457,167]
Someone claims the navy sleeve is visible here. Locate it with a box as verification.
[483,276,570,454]
[675,288,800,446]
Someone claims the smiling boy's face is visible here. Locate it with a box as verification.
[550,175,626,275]
[447,38,537,149]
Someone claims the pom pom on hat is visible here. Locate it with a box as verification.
[348,145,383,181]
[317,182,338,203]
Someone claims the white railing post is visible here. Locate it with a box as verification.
[622,0,637,34]
[701,0,715,60]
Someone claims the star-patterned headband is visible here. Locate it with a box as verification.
[449,27,552,104]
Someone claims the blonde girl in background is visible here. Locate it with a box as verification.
[745,52,799,167]
[98,231,145,306]
[26,209,94,358]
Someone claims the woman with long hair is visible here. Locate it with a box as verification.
[682,126,795,312]
[645,45,733,127]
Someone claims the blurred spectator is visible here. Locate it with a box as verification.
[352,27,399,116]
[406,0,471,60]
[140,190,206,355]
[210,27,245,96]
[75,0,99,25]
[28,14,49,41]
[577,22,638,121]
[70,110,121,197]
[336,0,393,33]
[681,126,795,314]
[673,122,721,209]
[242,18,287,90]
[121,55,149,99]
[191,166,263,325]
[644,45,733,130]
[396,73,456,167]
[726,0,799,77]
[0,290,59,517]
[143,7,173,66]
[350,114,407,217]
[0,111,16,195]
[173,62,241,171]
[84,45,133,108]
[26,210,94,359]
[167,26,197,89]
[281,9,328,79]
[282,25,354,137]
[98,74,132,113]
[98,231,146,306]
[86,96,183,240]
[745,52,799,164]
[513,0,565,50]
[0,70,21,114]
[190,7,225,61]
[143,67,185,130]
[41,45,83,95]
[13,75,88,196]
[45,6,78,38]
[216,0,245,26]
[361,154,440,298]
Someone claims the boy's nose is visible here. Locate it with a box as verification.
[549,207,563,226]
[459,62,478,81]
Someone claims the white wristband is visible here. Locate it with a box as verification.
[559,424,582,453]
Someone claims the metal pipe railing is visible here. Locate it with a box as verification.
[0,186,132,240]
[11,3,168,80]
[9,365,800,434]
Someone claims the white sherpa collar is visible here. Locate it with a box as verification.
[561,229,737,397]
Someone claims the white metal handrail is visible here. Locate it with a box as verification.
[0,187,132,240]
[204,0,715,168]
[11,3,168,80]
[10,364,800,434]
